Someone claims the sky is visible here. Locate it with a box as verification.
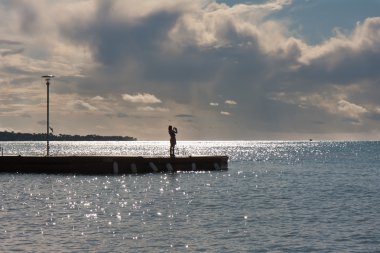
[1,0,380,140]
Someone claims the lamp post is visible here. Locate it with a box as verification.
[42,75,54,156]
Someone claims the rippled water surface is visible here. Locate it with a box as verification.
[1,141,380,252]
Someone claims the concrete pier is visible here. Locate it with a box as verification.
[0,156,228,175]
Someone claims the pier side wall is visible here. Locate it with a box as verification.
[0,156,228,175]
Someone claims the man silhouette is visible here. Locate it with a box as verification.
[168,125,178,157]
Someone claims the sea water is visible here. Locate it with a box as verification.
[0,141,379,252]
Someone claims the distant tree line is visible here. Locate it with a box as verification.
[0,131,137,141]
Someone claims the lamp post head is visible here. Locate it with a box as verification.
[42,75,55,82]
[42,75,54,78]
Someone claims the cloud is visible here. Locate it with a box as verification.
[175,114,194,122]
[295,18,380,90]
[270,86,373,126]
[176,114,194,118]
[337,100,367,120]
[1,48,25,57]
[137,106,168,112]
[0,40,23,45]
[122,93,162,104]
[20,113,31,118]
[116,112,128,118]
[68,100,98,111]
[1,0,380,139]
[37,120,47,126]
[56,0,294,98]
[0,126,14,132]
[225,100,237,105]
[91,96,105,101]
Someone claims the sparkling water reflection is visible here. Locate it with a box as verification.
[1,141,380,252]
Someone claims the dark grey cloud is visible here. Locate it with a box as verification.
[0,39,23,45]
[20,113,31,118]
[62,3,180,65]
[0,0,41,34]
[176,114,194,118]
[1,48,25,57]
[37,120,46,126]
[366,111,380,122]
[294,49,380,91]
[60,3,196,100]
[116,112,128,118]
[175,114,195,122]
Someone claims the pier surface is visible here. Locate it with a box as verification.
[0,156,228,175]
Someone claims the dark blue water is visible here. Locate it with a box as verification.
[1,141,379,252]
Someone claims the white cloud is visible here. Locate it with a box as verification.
[122,93,162,104]
[300,17,380,65]
[68,100,98,111]
[0,126,14,132]
[221,111,230,115]
[225,100,237,105]
[168,0,292,52]
[337,100,367,119]
[137,106,168,112]
[210,102,219,106]
[91,96,104,101]
[270,88,369,122]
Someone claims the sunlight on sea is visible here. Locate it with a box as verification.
[1,141,380,252]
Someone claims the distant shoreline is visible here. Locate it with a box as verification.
[0,131,137,141]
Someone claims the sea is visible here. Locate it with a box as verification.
[0,141,379,252]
